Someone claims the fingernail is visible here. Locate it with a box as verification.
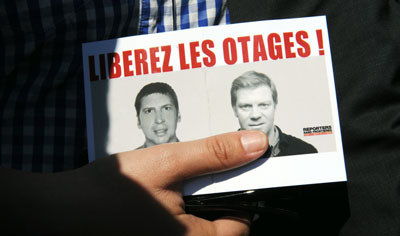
[240,131,267,154]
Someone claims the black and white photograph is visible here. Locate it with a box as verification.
[207,56,337,155]
[134,82,182,149]
[90,69,211,159]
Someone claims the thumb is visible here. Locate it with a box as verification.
[120,130,267,186]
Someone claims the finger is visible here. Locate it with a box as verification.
[179,214,250,236]
[213,217,251,236]
[128,130,267,185]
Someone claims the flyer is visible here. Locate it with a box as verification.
[82,16,346,196]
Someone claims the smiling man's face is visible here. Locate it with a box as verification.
[138,93,180,147]
[233,85,276,136]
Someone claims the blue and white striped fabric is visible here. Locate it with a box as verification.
[0,0,229,172]
[139,0,229,33]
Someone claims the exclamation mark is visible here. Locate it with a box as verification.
[316,29,324,55]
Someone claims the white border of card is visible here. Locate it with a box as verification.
[82,16,347,196]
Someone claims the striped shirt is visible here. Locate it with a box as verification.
[0,0,229,172]
[139,0,229,33]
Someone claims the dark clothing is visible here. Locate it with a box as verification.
[228,0,400,236]
[264,126,318,158]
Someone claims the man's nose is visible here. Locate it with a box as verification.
[155,110,165,123]
[249,107,261,119]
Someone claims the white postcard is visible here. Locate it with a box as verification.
[82,16,346,196]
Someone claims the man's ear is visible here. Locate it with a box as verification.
[177,112,181,123]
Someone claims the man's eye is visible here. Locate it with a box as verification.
[259,103,270,109]
[143,109,153,114]
[239,104,251,110]
[164,105,173,111]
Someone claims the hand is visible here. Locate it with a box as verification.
[116,130,268,236]
[1,130,267,236]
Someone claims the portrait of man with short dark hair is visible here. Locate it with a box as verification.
[231,70,318,157]
[134,82,180,149]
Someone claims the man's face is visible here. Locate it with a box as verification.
[233,85,276,136]
[138,93,180,147]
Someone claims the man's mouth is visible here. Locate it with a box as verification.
[248,123,264,127]
[154,128,167,136]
